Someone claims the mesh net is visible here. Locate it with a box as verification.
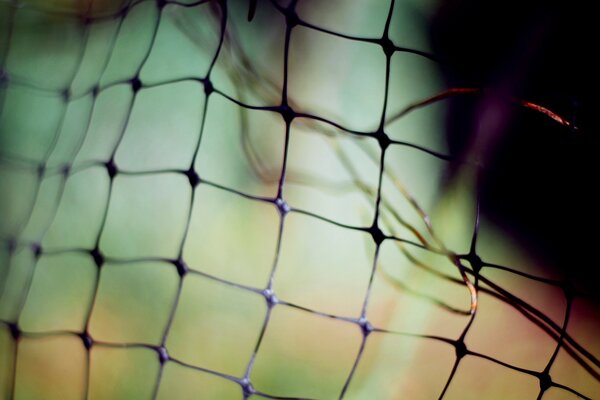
[0,0,598,399]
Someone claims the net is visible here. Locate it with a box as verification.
[0,0,598,399]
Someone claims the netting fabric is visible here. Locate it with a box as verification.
[0,0,598,399]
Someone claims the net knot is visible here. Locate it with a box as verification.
[274,197,290,216]
[90,247,104,268]
[79,332,94,350]
[466,253,483,274]
[239,378,255,396]
[183,167,201,188]
[173,258,188,277]
[283,8,299,28]
[562,281,577,300]
[37,163,46,178]
[120,5,130,18]
[130,76,143,93]
[105,159,118,179]
[80,14,92,26]
[62,88,71,102]
[262,288,279,307]
[538,372,553,392]
[203,79,214,96]
[31,242,42,259]
[156,346,169,364]
[379,36,396,58]
[61,163,71,176]
[368,224,386,246]
[278,104,295,125]
[454,339,468,359]
[91,85,100,98]
[156,0,167,9]
[375,130,391,151]
[6,237,17,254]
[8,322,21,341]
[357,317,373,336]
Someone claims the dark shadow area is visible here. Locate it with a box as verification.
[431,0,599,299]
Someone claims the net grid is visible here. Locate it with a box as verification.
[0,0,597,399]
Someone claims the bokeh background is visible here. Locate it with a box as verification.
[0,0,598,399]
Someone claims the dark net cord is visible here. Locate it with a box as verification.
[0,0,598,399]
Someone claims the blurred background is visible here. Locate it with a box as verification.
[0,0,598,399]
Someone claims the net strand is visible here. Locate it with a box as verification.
[1,1,95,394]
